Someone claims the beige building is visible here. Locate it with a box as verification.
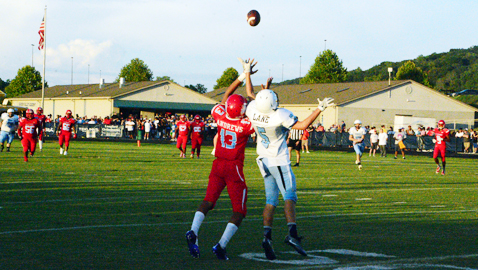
[205,80,478,129]
[6,80,218,118]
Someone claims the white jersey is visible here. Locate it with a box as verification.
[349,127,367,144]
[0,113,19,133]
[246,100,298,166]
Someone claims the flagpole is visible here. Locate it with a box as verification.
[41,6,46,109]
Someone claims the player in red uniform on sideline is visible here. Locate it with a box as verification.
[175,115,190,158]
[185,58,257,260]
[189,115,205,159]
[433,120,450,175]
[57,110,77,156]
[34,107,47,151]
[17,109,42,162]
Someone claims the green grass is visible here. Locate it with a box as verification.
[1,141,478,270]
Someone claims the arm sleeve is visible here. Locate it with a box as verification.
[280,109,298,130]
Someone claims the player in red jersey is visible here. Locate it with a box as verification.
[189,115,205,159]
[57,110,77,156]
[34,107,47,151]
[185,58,257,260]
[17,109,42,162]
[433,120,450,175]
[174,115,190,158]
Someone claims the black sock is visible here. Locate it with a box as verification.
[263,226,272,240]
[288,223,298,238]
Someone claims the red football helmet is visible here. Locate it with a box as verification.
[26,109,34,119]
[36,107,43,115]
[194,115,201,121]
[180,115,186,121]
[66,110,72,118]
[225,94,247,119]
[438,120,445,128]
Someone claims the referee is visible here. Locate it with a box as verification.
[288,129,304,167]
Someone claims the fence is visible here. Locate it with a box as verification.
[43,123,469,153]
[308,131,465,152]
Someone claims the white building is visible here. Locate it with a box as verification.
[6,80,218,118]
[205,80,478,129]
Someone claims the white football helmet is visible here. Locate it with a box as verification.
[354,120,362,125]
[255,89,278,114]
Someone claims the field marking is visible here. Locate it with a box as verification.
[1,208,477,235]
[273,255,478,270]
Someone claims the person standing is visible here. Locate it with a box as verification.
[301,126,312,153]
[144,119,151,140]
[369,126,378,157]
[57,110,77,156]
[34,107,47,151]
[0,108,19,152]
[416,127,426,152]
[175,115,190,158]
[433,120,450,175]
[463,129,471,153]
[125,117,135,139]
[17,109,41,162]
[349,120,367,170]
[288,129,303,167]
[185,59,256,260]
[393,128,406,159]
[378,128,388,157]
[189,115,205,159]
[245,69,334,260]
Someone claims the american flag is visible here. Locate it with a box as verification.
[38,17,45,50]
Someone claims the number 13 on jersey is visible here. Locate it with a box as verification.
[220,129,237,149]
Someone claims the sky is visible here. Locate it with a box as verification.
[2,0,478,92]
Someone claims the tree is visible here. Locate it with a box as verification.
[155,76,175,83]
[117,58,153,82]
[0,78,10,92]
[185,84,207,94]
[5,65,46,98]
[395,60,430,86]
[300,50,347,84]
[213,67,240,90]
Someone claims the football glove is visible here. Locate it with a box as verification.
[317,97,335,111]
[238,57,252,73]
[432,139,437,143]
[73,133,77,139]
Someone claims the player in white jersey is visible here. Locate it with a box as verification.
[0,109,19,152]
[349,120,367,170]
[242,63,334,260]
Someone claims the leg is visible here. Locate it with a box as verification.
[295,150,300,165]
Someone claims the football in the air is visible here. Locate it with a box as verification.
[247,10,260,27]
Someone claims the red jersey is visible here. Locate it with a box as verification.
[190,121,205,138]
[59,117,76,133]
[18,118,41,138]
[176,120,190,137]
[433,128,449,148]
[34,114,47,126]
[211,104,255,163]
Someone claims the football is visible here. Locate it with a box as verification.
[247,10,260,27]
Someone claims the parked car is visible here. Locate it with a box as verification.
[451,89,478,97]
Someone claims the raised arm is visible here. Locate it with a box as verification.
[291,98,335,130]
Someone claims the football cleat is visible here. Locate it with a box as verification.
[358,165,363,170]
[190,154,194,159]
[185,230,200,258]
[284,235,307,256]
[212,243,229,260]
[60,148,64,155]
[63,151,68,156]
[441,170,446,176]
[262,237,276,260]
[435,166,441,174]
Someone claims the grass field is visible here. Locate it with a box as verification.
[1,141,478,270]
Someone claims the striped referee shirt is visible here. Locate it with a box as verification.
[289,129,304,140]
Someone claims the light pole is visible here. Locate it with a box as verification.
[324,39,327,50]
[388,67,393,86]
[282,64,284,82]
[31,44,34,67]
[71,57,73,85]
[299,56,302,79]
